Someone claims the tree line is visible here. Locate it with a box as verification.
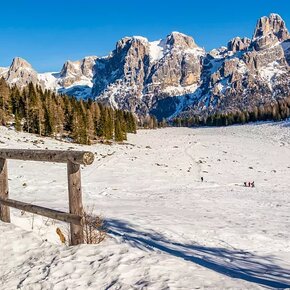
[172,97,290,127]
[0,78,137,144]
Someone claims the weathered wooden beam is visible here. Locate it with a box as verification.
[0,198,82,225]
[0,158,10,223]
[0,149,94,165]
[67,160,84,245]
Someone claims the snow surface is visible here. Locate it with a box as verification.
[149,40,166,63]
[0,66,9,76]
[259,61,286,90]
[1,122,290,289]
[183,47,205,58]
[38,72,94,99]
[163,83,198,95]
[132,36,148,43]
[38,72,59,91]
[170,31,190,38]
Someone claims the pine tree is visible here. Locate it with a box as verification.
[14,111,22,131]
[86,109,95,144]
[0,78,10,125]
[114,118,123,142]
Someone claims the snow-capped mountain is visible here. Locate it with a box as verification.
[1,13,289,119]
[38,56,97,99]
[178,13,290,119]
[91,32,205,116]
[1,56,98,100]
[0,57,38,88]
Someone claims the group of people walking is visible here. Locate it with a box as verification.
[244,181,255,187]
[200,177,255,188]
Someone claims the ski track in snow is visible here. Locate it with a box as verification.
[0,121,290,289]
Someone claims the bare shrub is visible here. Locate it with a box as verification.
[58,206,106,245]
[83,209,106,244]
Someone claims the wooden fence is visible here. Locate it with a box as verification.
[0,149,95,245]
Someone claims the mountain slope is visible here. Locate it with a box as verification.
[0,13,289,120]
[91,32,204,116]
[178,13,290,119]
[1,56,98,100]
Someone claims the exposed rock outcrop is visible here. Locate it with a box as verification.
[3,57,38,88]
[91,32,205,116]
[227,37,251,53]
[1,13,289,121]
[59,56,97,87]
[253,13,289,50]
[179,14,290,119]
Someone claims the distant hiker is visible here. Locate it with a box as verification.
[251,181,255,188]
[244,182,247,187]
[248,182,251,187]
[201,177,204,182]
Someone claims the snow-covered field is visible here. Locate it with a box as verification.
[0,122,290,289]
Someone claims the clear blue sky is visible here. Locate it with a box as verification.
[0,0,289,72]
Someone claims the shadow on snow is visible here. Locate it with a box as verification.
[106,218,290,289]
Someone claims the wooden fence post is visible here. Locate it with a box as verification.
[0,158,10,223]
[67,160,84,245]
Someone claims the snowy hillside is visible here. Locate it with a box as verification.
[1,122,290,289]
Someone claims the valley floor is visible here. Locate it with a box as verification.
[0,122,290,289]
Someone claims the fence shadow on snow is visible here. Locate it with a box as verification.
[106,218,290,289]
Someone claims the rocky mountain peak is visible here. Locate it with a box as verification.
[1,13,289,121]
[116,37,130,51]
[60,60,80,78]
[115,36,149,53]
[227,37,251,53]
[80,56,97,78]
[58,56,96,85]
[5,57,37,87]
[253,13,289,50]
[166,31,198,49]
[10,57,33,71]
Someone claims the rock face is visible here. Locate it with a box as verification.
[1,13,289,120]
[1,56,97,99]
[91,14,290,119]
[179,14,290,118]
[2,57,38,88]
[253,14,289,50]
[227,37,251,53]
[59,56,97,87]
[38,56,97,99]
[92,32,204,116]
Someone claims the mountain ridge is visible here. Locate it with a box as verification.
[1,13,289,120]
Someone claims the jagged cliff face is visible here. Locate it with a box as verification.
[253,13,289,50]
[91,36,151,113]
[91,14,290,119]
[179,13,290,118]
[1,56,97,99]
[59,56,97,87]
[0,57,38,88]
[91,32,204,116]
[0,13,289,119]
[38,56,97,99]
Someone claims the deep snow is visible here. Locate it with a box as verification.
[0,122,290,289]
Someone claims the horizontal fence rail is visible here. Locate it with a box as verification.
[0,198,82,225]
[0,149,95,245]
[0,149,94,165]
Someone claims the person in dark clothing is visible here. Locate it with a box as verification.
[251,181,255,187]
[248,181,251,187]
[244,182,247,187]
[201,177,204,182]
